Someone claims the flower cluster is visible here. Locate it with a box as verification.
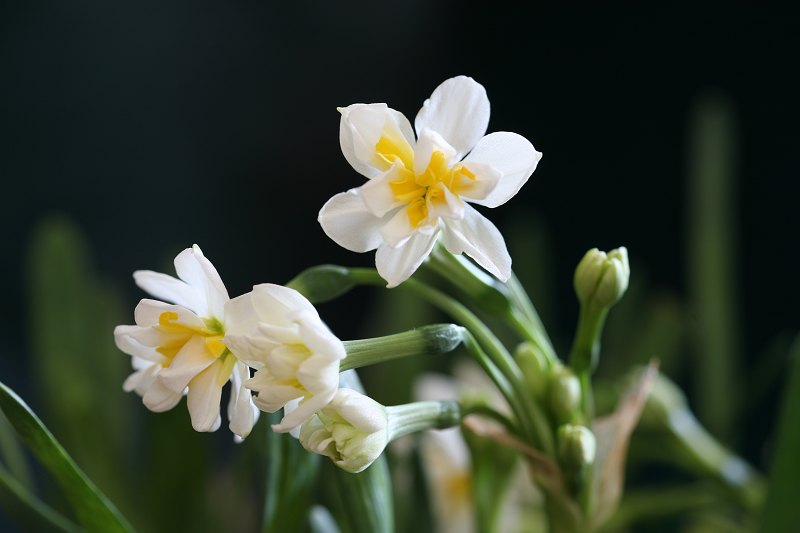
[114,75,541,469]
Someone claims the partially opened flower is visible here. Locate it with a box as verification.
[299,388,389,473]
[223,284,346,433]
[113,245,259,439]
[319,75,542,287]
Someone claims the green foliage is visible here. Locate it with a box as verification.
[0,381,134,532]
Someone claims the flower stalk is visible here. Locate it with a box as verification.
[340,324,465,372]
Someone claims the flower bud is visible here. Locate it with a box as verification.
[547,367,582,424]
[286,265,356,304]
[557,424,597,468]
[515,342,550,400]
[300,388,389,473]
[574,247,630,309]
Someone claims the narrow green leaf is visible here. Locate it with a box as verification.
[0,410,32,490]
[760,335,800,532]
[685,93,741,441]
[0,463,80,533]
[0,381,135,533]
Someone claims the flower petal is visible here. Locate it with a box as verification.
[250,284,318,324]
[414,76,490,160]
[461,132,542,208]
[318,190,387,253]
[333,388,387,433]
[187,360,225,432]
[228,361,258,440]
[375,229,440,288]
[293,310,345,362]
[379,206,417,248]
[442,204,512,281]
[158,335,219,392]
[360,163,413,217]
[142,378,184,413]
[133,299,207,330]
[174,245,229,319]
[114,325,169,364]
[132,271,205,315]
[272,387,337,433]
[339,103,415,179]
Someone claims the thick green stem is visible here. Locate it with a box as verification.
[386,401,461,441]
[340,324,464,371]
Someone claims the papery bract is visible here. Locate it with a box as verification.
[319,75,542,287]
[223,284,346,433]
[113,245,259,440]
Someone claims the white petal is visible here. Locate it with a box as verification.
[462,132,542,208]
[187,360,225,432]
[223,291,263,337]
[142,378,184,413]
[272,388,337,433]
[158,335,219,392]
[360,163,412,217]
[379,207,417,248]
[114,325,169,364]
[339,103,415,179]
[442,204,511,281]
[251,383,304,413]
[333,388,388,433]
[426,183,466,221]
[174,246,229,319]
[414,76,490,160]
[132,271,205,315]
[123,364,159,394]
[251,284,319,324]
[318,190,386,253]
[375,229,439,288]
[413,129,457,176]
[228,362,258,439]
[293,310,345,361]
[133,299,206,330]
[223,332,276,366]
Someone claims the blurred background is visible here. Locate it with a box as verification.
[0,2,797,532]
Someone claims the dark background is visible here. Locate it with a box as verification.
[0,0,797,499]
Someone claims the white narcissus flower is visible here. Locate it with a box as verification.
[319,75,542,287]
[299,388,389,474]
[223,284,346,433]
[113,245,259,440]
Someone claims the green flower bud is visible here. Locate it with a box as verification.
[574,247,630,309]
[557,424,597,468]
[548,367,582,424]
[515,342,550,400]
[287,265,356,304]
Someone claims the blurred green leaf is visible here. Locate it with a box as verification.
[263,412,321,533]
[685,93,742,442]
[0,381,134,532]
[0,463,79,533]
[25,216,133,507]
[760,335,800,533]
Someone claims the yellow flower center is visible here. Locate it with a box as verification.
[375,132,477,228]
[156,311,228,362]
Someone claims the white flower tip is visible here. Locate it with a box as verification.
[336,106,344,114]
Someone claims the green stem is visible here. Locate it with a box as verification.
[340,324,464,372]
[386,401,461,441]
[460,403,519,437]
[348,268,555,457]
[506,271,557,358]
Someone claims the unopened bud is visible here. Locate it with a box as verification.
[516,342,550,400]
[557,424,597,468]
[287,265,356,304]
[574,247,630,309]
[548,367,582,424]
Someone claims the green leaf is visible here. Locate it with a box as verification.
[760,335,800,532]
[0,381,135,533]
[263,412,321,533]
[686,93,742,442]
[0,463,80,533]
[0,409,32,490]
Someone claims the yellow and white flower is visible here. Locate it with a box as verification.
[223,284,346,433]
[113,245,259,439]
[319,75,542,287]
